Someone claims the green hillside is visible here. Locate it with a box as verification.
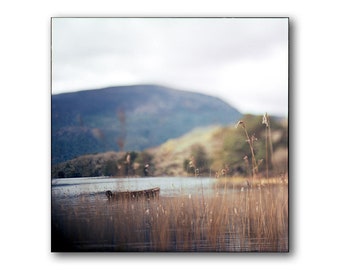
[147,114,288,177]
[52,84,241,164]
[52,114,288,179]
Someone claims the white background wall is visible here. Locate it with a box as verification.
[0,0,339,269]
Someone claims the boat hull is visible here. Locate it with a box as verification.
[105,187,160,200]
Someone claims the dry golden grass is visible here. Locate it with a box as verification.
[52,177,288,252]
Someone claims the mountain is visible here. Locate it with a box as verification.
[52,84,241,164]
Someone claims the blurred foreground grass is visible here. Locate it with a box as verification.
[52,177,288,252]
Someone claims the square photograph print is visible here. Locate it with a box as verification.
[51,17,288,252]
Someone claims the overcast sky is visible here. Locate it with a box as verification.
[52,17,288,117]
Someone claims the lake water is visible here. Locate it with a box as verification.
[51,176,288,252]
[52,176,216,198]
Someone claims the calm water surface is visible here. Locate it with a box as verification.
[52,176,216,198]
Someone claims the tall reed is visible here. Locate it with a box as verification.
[262,113,275,178]
[236,120,258,181]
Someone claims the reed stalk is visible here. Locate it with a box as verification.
[236,120,258,181]
[262,113,274,177]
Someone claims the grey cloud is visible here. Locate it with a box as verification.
[52,17,288,116]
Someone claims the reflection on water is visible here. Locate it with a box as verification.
[52,177,288,252]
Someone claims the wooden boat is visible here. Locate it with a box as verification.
[105,187,160,200]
